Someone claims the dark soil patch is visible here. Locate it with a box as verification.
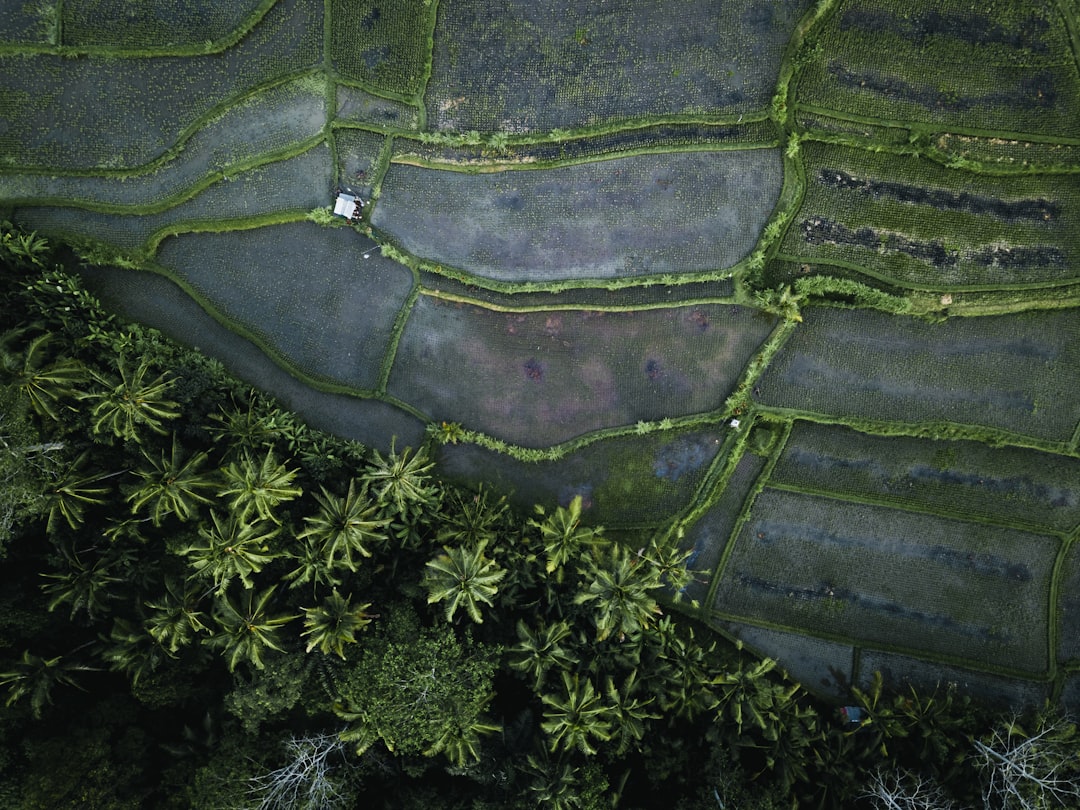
[839,8,1051,54]
[970,244,1066,269]
[800,217,956,267]
[817,168,1060,223]
[828,61,1057,112]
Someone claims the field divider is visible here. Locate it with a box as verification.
[389,140,780,174]
[795,103,1080,149]
[774,251,1080,295]
[427,410,735,464]
[413,0,441,127]
[1056,0,1080,89]
[753,406,1076,458]
[705,420,791,609]
[705,611,1054,683]
[417,287,739,315]
[1067,419,1080,454]
[770,0,841,128]
[1,0,278,57]
[365,225,740,297]
[375,279,421,395]
[656,415,757,552]
[142,210,312,258]
[1046,528,1077,680]
[9,135,328,219]
[0,68,325,178]
[763,479,1068,538]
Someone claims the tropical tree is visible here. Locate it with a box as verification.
[297,479,388,572]
[529,494,601,578]
[179,510,279,594]
[100,616,173,686]
[127,434,217,525]
[248,732,355,810]
[45,450,114,534]
[83,354,180,441]
[207,389,283,455]
[0,648,98,718]
[540,672,614,756]
[283,535,342,594]
[604,670,659,755]
[437,485,509,546]
[524,748,609,810]
[0,329,86,421]
[301,589,375,659]
[509,619,576,692]
[573,544,664,641]
[40,542,125,620]
[711,656,800,742]
[144,577,211,654]
[424,539,506,624]
[205,586,296,672]
[648,617,717,720]
[361,443,441,522]
[861,768,958,810]
[1,224,50,267]
[220,447,303,524]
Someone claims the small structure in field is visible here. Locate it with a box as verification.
[334,192,361,219]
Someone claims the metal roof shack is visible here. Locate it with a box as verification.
[333,193,360,219]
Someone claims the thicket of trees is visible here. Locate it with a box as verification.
[0,222,1076,809]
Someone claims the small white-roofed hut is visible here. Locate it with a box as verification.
[334,193,360,219]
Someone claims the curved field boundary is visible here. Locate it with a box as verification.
[0,0,278,56]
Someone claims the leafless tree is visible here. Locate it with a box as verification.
[972,712,1080,810]
[861,768,958,810]
[248,732,354,810]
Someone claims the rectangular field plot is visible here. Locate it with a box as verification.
[718,620,853,698]
[14,142,334,251]
[783,141,1080,288]
[858,651,1050,710]
[373,150,783,282]
[0,4,48,43]
[0,75,327,208]
[678,452,768,605]
[335,85,419,129]
[388,296,776,447]
[714,488,1059,673]
[78,264,425,452]
[154,221,414,391]
[333,128,387,199]
[61,0,267,47]
[0,0,321,170]
[425,0,812,132]
[1058,543,1080,663]
[437,427,726,529]
[753,307,1080,442]
[330,0,431,97]
[772,422,1080,533]
[796,0,1080,137]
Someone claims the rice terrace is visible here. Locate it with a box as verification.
[3,0,1080,798]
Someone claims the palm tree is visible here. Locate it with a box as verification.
[437,485,509,546]
[283,535,342,594]
[540,671,614,756]
[127,435,217,526]
[424,539,506,624]
[573,544,663,641]
[0,648,98,718]
[220,447,302,524]
[649,617,716,720]
[179,510,279,594]
[0,329,86,421]
[1,225,50,267]
[40,542,123,620]
[362,443,441,521]
[529,495,602,578]
[83,354,180,441]
[144,577,210,654]
[509,619,576,692]
[45,450,113,534]
[205,586,296,672]
[301,589,375,659]
[100,616,171,686]
[297,479,388,572]
[604,670,658,755]
[711,657,799,742]
[425,713,501,766]
[206,389,282,455]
